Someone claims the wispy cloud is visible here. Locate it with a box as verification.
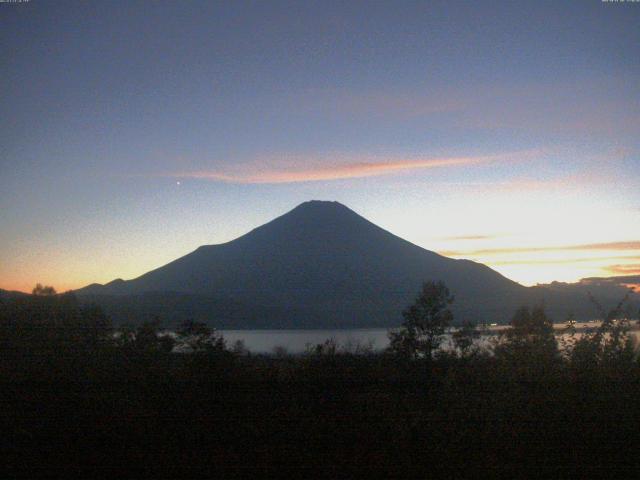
[490,255,640,266]
[440,234,499,241]
[576,242,640,251]
[165,154,503,184]
[440,241,640,257]
[605,264,640,275]
[293,77,640,138]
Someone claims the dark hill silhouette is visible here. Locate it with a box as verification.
[76,201,636,327]
[0,289,28,301]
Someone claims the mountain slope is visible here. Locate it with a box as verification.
[77,201,530,327]
[77,201,635,327]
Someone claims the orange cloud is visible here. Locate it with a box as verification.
[440,241,640,257]
[577,242,640,251]
[489,256,640,266]
[605,264,640,275]
[167,155,499,184]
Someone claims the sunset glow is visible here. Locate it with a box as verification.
[1,1,638,293]
[168,155,496,184]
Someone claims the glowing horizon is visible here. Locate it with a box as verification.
[2,199,639,293]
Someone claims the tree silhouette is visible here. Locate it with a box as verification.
[176,319,225,353]
[32,283,56,296]
[494,305,559,368]
[388,281,454,359]
[134,317,175,354]
[568,294,636,371]
[452,319,480,357]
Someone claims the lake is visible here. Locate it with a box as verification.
[221,328,390,353]
[220,322,638,354]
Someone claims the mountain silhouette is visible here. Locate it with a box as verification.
[76,201,635,327]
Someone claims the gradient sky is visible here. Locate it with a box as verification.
[1,0,639,292]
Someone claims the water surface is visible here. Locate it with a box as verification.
[220,322,639,354]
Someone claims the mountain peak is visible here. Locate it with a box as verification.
[291,200,349,212]
[238,200,368,244]
[288,200,361,218]
[272,200,372,231]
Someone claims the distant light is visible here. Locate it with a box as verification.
[176,181,181,186]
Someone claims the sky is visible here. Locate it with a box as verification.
[1,0,639,292]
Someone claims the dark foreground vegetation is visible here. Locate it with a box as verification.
[2,283,640,477]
